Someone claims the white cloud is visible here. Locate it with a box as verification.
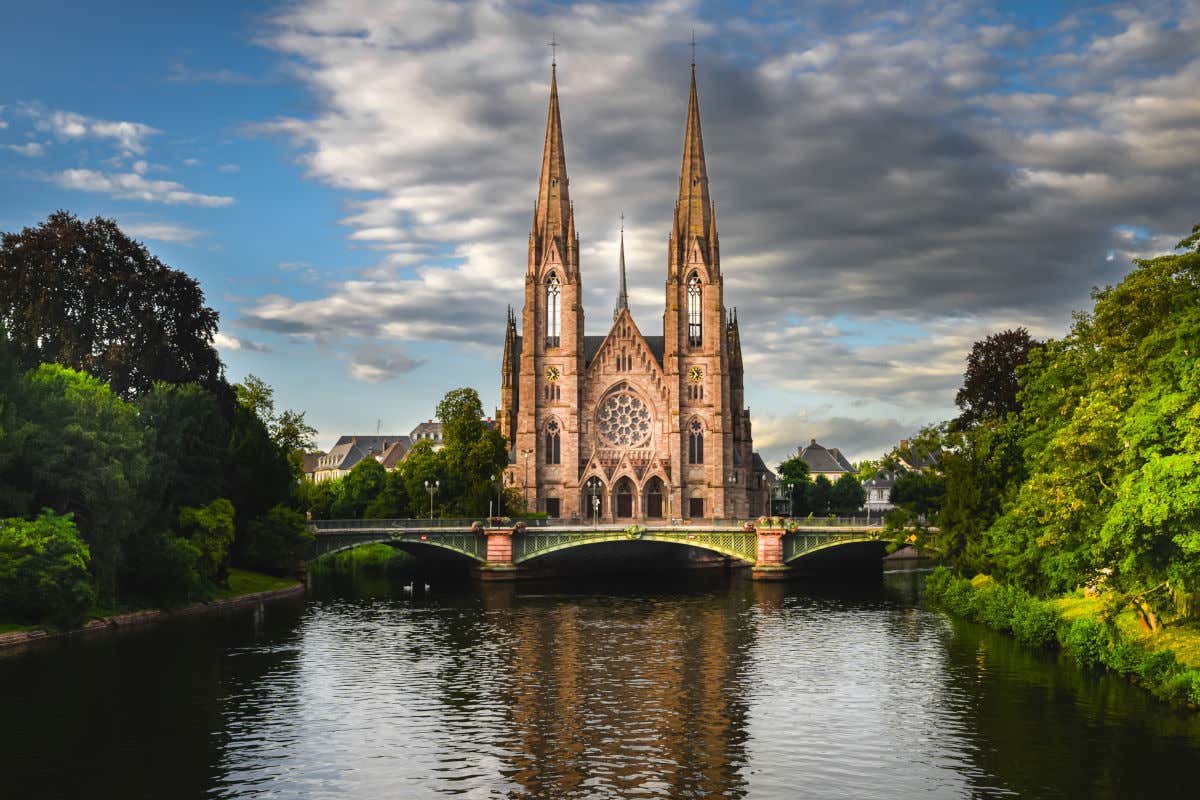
[346,343,425,383]
[213,331,270,352]
[29,107,159,155]
[5,142,45,157]
[122,220,206,244]
[218,163,240,173]
[52,169,234,207]
[183,157,200,166]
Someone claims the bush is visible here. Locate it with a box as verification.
[1136,649,1181,687]
[0,511,94,629]
[1101,639,1144,676]
[1159,671,1200,706]
[243,505,313,574]
[976,583,1025,633]
[1011,598,1060,649]
[177,499,235,583]
[1063,617,1109,670]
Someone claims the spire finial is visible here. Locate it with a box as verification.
[548,32,559,68]
[690,29,696,70]
[614,217,629,320]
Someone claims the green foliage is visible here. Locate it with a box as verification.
[243,505,312,574]
[1063,618,1108,670]
[137,382,228,527]
[177,499,235,583]
[954,327,1042,430]
[1010,598,1060,649]
[775,457,812,516]
[333,457,390,519]
[890,470,945,518]
[0,363,148,601]
[225,400,293,541]
[0,511,94,629]
[297,478,337,520]
[830,473,866,516]
[809,475,833,516]
[234,374,317,460]
[0,212,223,397]
[364,471,409,519]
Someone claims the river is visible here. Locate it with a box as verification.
[2,568,1199,798]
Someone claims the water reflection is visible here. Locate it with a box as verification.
[1,572,1200,799]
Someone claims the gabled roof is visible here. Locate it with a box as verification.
[320,435,409,473]
[300,452,324,475]
[752,452,777,482]
[799,439,855,475]
[377,440,410,469]
[409,420,442,439]
[863,469,900,489]
[584,334,664,368]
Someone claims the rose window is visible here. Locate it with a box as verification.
[597,392,651,448]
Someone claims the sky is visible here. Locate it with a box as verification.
[2,0,1197,468]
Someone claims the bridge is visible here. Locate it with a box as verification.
[308,518,889,580]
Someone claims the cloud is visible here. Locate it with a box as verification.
[28,107,160,155]
[122,220,206,244]
[754,412,920,467]
[51,169,234,207]
[213,331,270,352]
[218,163,240,173]
[5,142,44,157]
[167,61,272,85]
[237,0,1200,426]
[183,157,200,167]
[346,343,425,383]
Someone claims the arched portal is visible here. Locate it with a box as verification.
[644,476,665,520]
[614,477,635,519]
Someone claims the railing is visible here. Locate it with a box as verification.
[309,517,553,531]
[783,516,882,527]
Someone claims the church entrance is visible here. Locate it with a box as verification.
[644,477,664,519]
[615,478,635,519]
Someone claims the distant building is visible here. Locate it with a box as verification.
[409,420,444,449]
[798,439,856,484]
[312,435,408,482]
[376,439,411,470]
[299,451,324,480]
[863,470,900,514]
[893,438,942,472]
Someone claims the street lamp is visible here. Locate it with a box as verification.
[586,477,601,525]
[424,479,439,519]
[522,449,533,511]
[491,471,504,518]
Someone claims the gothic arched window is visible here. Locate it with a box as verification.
[687,272,702,347]
[688,419,704,465]
[546,272,561,348]
[545,419,561,464]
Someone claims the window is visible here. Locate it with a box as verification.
[545,498,561,518]
[546,272,561,347]
[689,497,705,518]
[597,391,652,448]
[545,419,561,464]
[687,272,702,347]
[688,419,704,464]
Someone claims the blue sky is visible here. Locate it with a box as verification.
[3,0,1197,466]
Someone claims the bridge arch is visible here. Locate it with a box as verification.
[312,533,486,564]
[512,529,757,565]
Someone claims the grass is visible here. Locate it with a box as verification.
[1052,595,1200,671]
[215,568,300,599]
[0,622,44,635]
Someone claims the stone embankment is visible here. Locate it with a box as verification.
[0,583,305,650]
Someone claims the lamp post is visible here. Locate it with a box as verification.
[424,479,439,519]
[492,471,504,518]
[586,477,601,525]
[522,449,533,511]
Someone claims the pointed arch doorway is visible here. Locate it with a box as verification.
[614,477,635,519]
[644,477,665,520]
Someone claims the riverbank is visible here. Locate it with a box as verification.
[0,568,304,650]
[925,568,1200,709]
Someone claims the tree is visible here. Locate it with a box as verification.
[364,471,410,519]
[234,374,317,464]
[0,364,148,601]
[775,457,812,516]
[434,387,509,516]
[403,440,446,518]
[954,328,1041,430]
[809,476,833,516]
[0,212,224,397]
[332,458,389,519]
[137,382,229,529]
[0,511,94,629]
[891,470,945,518]
[830,473,866,516]
[243,505,313,574]
[225,400,294,542]
[177,499,236,584]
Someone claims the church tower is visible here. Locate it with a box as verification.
[508,62,584,517]
[661,64,745,519]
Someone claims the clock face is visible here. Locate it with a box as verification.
[545,365,561,382]
[688,366,704,384]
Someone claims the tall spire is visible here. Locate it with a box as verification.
[673,63,713,270]
[531,62,574,270]
[613,216,629,319]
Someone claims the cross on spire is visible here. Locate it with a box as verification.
[547,32,559,67]
[690,29,696,68]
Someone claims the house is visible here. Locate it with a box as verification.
[299,451,324,480]
[798,439,856,484]
[409,420,444,449]
[863,470,900,514]
[311,435,409,482]
[893,438,942,472]
[376,439,410,470]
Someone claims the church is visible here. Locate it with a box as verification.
[497,61,773,522]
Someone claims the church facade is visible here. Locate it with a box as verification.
[497,64,772,522]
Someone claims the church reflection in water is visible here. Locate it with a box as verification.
[480,581,752,798]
